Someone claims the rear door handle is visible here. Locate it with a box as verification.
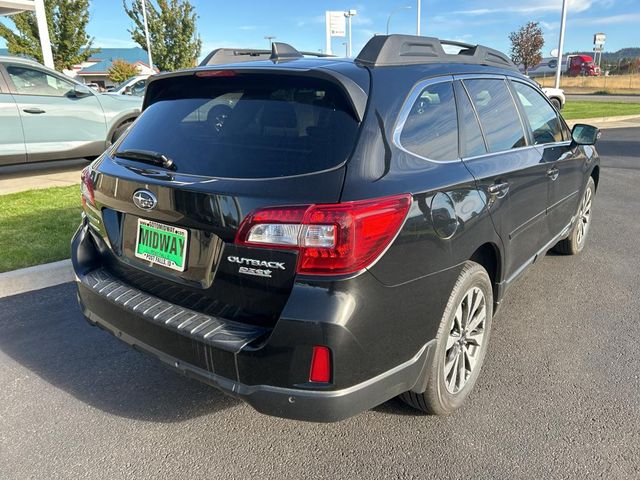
[547,167,559,180]
[488,182,510,199]
[23,107,46,114]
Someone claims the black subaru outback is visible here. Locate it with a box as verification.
[73,35,600,422]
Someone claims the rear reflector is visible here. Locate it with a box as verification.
[235,194,412,275]
[309,346,331,383]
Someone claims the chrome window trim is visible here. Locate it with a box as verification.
[391,75,461,164]
[392,73,574,165]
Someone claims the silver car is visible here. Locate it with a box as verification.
[0,56,142,166]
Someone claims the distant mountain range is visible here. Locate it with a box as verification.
[567,47,640,63]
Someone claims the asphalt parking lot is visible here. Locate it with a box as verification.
[1,128,638,479]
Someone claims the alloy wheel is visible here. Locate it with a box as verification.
[576,185,593,246]
[443,287,487,394]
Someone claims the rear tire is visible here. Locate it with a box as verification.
[553,177,595,255]
[400,261,493,415]
[110,119,134,145]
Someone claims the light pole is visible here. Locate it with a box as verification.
[554,0,568,89]
[344,10,357,58]
[387,6,412,35]
[264,36,276,48]
[416,0,421,35]
[140,0,153,71]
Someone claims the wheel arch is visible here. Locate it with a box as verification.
[590,164,600,191]
[106,113,139,146]
[469,242,502,306]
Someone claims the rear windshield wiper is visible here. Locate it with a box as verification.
[115,149,175,170]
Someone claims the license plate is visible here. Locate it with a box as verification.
[135,219,188,272]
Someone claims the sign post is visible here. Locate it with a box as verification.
[593,33,606,69]
[325,10,347,56]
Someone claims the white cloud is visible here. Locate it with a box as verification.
[238,25,257,31]
[453,0,604,16]
[573,12,640,24]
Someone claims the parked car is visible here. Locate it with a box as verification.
[73,36,600,422]
[542,87,566,110]
[0,56,142,166]
[107,74,150,97]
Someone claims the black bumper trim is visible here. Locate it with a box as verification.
[79,268,268,353]
[80,299,432,422]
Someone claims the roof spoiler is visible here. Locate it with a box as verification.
[199,43,335,66]
[355,35,517,71]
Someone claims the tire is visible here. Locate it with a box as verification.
[400,261,493,415]
[550,98,562,110]
[553,176,595,255]
[110,119,134,145]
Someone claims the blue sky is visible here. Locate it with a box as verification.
[1,0,638,58]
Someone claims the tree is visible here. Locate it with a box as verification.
[0,0,98,71]
[509,22,544,75]
[108,59,140,83]
[123,0,202,71]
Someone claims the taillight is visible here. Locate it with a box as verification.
[235,194,412,275]
[80,167,95,207]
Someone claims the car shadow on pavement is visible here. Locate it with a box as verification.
[0,282,240,423]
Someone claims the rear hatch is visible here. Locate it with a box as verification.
[83,69,365,327]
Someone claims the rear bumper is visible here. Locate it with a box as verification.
[73,221,435,422]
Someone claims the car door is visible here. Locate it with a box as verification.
[510,79,584,238]
[455,76,549,281]
[0,64,26,165]
[4,63,107,162]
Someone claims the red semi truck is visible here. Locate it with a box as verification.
[524,54,601,78]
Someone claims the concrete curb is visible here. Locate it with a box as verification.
[566,114,640,128]
[0,259,73,298]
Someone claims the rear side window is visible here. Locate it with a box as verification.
[463,79,526,153]
[116,74,360,178]
[454,81,487,158]
[512,81,563,144]
[399,81,458,161]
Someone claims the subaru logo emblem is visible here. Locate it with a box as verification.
[133,190,157,211]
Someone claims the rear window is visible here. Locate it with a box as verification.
[115,74,360,178]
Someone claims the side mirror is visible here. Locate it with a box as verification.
[571,123,600,146]
[73,84,92,97]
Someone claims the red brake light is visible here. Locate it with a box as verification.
[235,194,411,275]
[309,346,331,383]
[195,69,236,77]
[80,167,95,207]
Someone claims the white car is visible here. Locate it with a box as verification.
[107,74,150,96]
[541,87,565,111]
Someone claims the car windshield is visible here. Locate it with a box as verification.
[112,76,137,91]
[115,74,360,178]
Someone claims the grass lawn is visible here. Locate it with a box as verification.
[562,101,640,120]
[0,185,82,273]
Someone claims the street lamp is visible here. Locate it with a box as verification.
[554,0,568,89]
[264,36,276,48]
[416,0,421,35]
[344,9,357,58]
[387,6,412,35]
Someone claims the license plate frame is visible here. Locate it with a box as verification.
[134,218,188,272]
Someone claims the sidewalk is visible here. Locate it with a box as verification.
[0,159,85,195]
[566,113,640,130]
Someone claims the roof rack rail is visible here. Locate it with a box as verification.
[355,34,517,71]
[199,44,334,66]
